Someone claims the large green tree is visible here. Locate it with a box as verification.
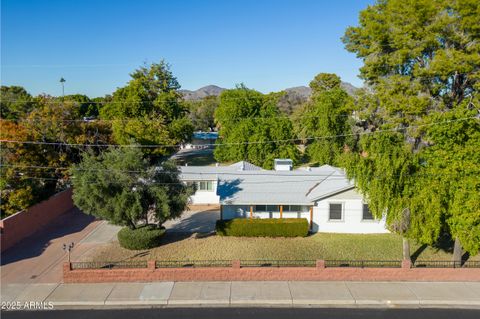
[342,0,480,259]
[187,95,219,131]
[0,86,36,120]
[100,61,193,156]
[214,86,299,169]
[71,147,192,228]
[63,94,99,117]
[294,73,352,166]
[0,95,112,217]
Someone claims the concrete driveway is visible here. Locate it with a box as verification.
[0,207,217,285]
[163,208,220,233]
[0,208,109,284]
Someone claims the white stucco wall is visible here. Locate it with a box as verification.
[188,180,220,205]
[311,189,388,234]
[219,189,388,234]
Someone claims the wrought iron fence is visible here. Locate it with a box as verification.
[155,260,232,268]
[71,261,148,270]
[325,260,402,268]
[463,261,480,268]
[240,260,317,267]
[70,259,480,270]
[412,260,480,268]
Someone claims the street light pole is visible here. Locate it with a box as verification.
[60,77,66,100]
[63,242,74,263]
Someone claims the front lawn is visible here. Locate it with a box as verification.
[80,232,479,262]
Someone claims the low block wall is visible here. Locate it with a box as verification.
[63,261,480,283]
[0,189,74,252]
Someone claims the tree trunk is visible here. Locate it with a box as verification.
[402,237,411,261]
[453,237,463,267]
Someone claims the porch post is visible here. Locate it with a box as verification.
[280,205,283,219]
[309,206,313,230]
[250,205,253,219]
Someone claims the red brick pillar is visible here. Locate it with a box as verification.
[63,262,71,272]
[63,262,71,282]
[148,260,156,270]
[232,260,241,269]
[316,260,325,269]
[402,259,412,269]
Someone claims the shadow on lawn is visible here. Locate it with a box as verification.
[411,235,472,262]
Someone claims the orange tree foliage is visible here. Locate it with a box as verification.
[1,96,113,217]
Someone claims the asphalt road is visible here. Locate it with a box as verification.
[3,308,480,319]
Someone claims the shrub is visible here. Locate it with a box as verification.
[216,218,309,237]
[117,225,166,250]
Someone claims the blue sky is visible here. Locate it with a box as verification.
[1,0,373,97]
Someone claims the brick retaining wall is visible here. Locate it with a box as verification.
[0,189,74,252]
[63,260,480,283]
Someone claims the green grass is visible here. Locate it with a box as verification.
[82,232,479,262]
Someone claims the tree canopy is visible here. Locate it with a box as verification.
[0,86,35,120]
[71,147,192,228]
[341,0,480,255]
[187,95,218,131]
[294,73,352,166]
[0,95,112,217]
[214,85,299,169]
[100,61,193,156]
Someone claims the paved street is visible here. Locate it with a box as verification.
[2,281,480,309]
[3,307,480,319]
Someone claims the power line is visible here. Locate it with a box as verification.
[0,164,346,176]
[0,110,432,124]
[2,164,476,179]
[2,173,353,185]
[0,116,477,148]
[1,63,140,68]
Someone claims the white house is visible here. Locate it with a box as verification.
[179,160,388,234]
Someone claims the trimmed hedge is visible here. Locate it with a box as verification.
[216,218,309,237]
[117,225,166,250]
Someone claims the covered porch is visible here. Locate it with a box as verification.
[220,204,314,230]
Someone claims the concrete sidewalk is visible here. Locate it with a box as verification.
[2,281,480,309]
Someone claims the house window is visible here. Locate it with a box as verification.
[198,181,213,191]
[266,205,279,212]
[255,205,267,212]
[362,204,374,220]
[284,205,301,212]
[329,203,343,221]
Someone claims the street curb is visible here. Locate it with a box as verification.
[28,300,480,310]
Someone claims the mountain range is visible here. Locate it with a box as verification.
[179,82,359,101]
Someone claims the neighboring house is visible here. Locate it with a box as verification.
[179,160,388,234]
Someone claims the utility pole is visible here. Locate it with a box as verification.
[60,77,66,100]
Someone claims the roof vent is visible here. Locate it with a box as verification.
[274,159,293,171]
